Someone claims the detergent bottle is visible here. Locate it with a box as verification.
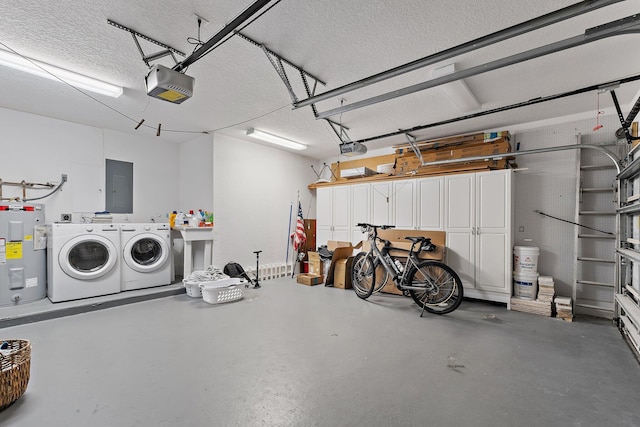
[175,211,186,227]
[169,211,177,229]
[188,210,199,227]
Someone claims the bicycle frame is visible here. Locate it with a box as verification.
[363,225,427,291]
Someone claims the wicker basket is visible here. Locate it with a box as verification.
[0,339,31,410]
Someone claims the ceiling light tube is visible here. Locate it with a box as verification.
[0,49,123,98]
[246,128,307,151]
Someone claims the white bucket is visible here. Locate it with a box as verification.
[513,271,539,300]
[513,246,539,273]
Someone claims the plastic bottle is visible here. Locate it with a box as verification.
[188,210,199,227]
[169,211,177,229]
[394,259,404,273]
[198,209,205,227]
[175,211,185,227]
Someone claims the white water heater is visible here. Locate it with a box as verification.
[0,203,47,306]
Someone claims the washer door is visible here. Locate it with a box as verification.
[123,233,169,273]
[59,235,118,280]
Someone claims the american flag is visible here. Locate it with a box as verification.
[292,201,307,251]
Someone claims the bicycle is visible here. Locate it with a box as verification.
[351,223,463,316]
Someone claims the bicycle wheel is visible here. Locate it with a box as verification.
[352,252,389,299]
[407,260,463,314]
[352,252,376,299]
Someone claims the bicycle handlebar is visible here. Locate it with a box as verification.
[356,223,395,230]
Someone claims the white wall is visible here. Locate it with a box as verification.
[103,129,180,223]
[212,134,317,269]
[178,134,214,213]
[512,114,622,297]
[0,106,180,224]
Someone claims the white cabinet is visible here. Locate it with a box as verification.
[417,176,444,230]
[316,186,350,245]
[315,169,513,305]
[445,170,513,304]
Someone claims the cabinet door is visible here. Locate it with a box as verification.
[351,185,370,244]
[447,232,475,288]
[476,170,509,233]
[476,232,510,292]
[417,176,444,230]
[393,180,416,229]
[316,187,333,229]
[371,182,392,226]
[445,174,474,231]
[475,170,512,292]
[333,186,350,229]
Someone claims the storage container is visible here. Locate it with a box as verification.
[0,339,31,410]
[200,278,245,304]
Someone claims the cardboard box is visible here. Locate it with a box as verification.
[297,274,324,286]
[360,229,446,295]
[325,243,356,286]
[307,252,323,276]
[361,229,446,261]
[333,257,354,289]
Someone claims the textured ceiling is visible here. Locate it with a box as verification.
[1,0,640,159]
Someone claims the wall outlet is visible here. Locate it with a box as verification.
[519,226,524,232]
[61,213,72,222]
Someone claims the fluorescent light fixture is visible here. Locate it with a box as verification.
[0,48,123,98]
[432,63,480,112]
[246,128,307,151]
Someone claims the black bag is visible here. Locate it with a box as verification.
[224,262,250,281]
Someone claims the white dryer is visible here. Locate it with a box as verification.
[46,223,121,302]
[120,223,172,291]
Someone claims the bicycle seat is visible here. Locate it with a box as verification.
[405,236,428,243]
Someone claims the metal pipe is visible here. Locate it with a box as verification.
[353,74,640,145]
[420,143,621,173]
[316,14,640,119]
[293,0,623,109]
[174,0,272,72]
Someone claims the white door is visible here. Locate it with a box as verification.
[333,186,351,241]
[371,182,392,226]
[445,174,475,288]
[393,180,416,229]
[316,187,332,246]
[417,176,444,230]
[351,184,370,244]
[475,170,511,292]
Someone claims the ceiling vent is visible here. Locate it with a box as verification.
[145,64,194,104]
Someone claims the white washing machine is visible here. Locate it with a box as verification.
[120,223,172,291]
[46,223,121,302]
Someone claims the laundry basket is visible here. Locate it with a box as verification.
[182,278,204,298]
[200,278,245,305]
[0,339,31,410]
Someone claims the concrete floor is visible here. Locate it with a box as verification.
[1,278,639,427]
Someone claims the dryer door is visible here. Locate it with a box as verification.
[123,233,169,273]
[59,235,118,280]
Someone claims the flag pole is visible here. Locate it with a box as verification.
[285,202,293,274]
[291,191,300,279]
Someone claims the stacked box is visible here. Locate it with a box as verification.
[554,296,574,321]
[537,276,555,303]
